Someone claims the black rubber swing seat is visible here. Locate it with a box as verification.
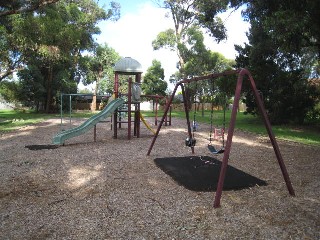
[208,144,225,154]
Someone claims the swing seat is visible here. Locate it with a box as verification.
[185,137,196,147]
[208,144,224,154]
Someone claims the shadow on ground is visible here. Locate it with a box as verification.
[154,156,267,191]
[25,145,59,150]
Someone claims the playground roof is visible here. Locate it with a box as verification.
[114,57,143,74]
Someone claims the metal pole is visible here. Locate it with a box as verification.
[147,84,180,156]
[245,69,295,196]
[113,73,119,139]
[155,97,158,126]
[128,77,132,140]
[214,72,244,208]
[60,93,63,131]
[69,95,72,128]
[169,98,172,126]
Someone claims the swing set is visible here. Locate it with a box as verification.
[185,81,226,154]
[147,68,295,208]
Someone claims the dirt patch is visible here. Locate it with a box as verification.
[0,117,319,239]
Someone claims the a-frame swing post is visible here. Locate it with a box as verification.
[213,69,295,208]
[147,82,180,156]
[213,70,244,208]
[245,69,295,196]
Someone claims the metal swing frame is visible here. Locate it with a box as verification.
[146,68,295,208]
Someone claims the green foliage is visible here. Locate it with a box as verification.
[79,43,121,95]
[153,0,230,78]
[152,29,176,51]
[0,0,120,112]
[175,26,235,110]
[142,60,167,96]
[234,0,320,124]
[0,80,19,102]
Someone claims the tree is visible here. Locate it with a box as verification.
[142,59,167,97]
[0,1,120,83]
[152,0,230,80]
[162,24,235,112]
[80,43,121,110]
[0,0,120,19]
[0,0,120,112]
[0,0,59,17]
[0,80,19,103]
[234,0,319,124]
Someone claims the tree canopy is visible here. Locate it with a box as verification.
[234,0,320,124]
[0,0,120,112]
[142,59,167,97]
[153,0,230,78]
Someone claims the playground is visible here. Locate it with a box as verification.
[0,115,319,239]
[0,59,319,238]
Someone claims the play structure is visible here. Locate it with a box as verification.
[53,57,170,144]
[112,57,171,139]
[147,68,295,208]
[53,98,124,145]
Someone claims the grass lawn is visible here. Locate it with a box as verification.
[1,109,319,146]
[0,109,96,132]
[143,110,320,146]
[0,109,49,132]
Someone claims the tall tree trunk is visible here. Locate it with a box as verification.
[91,69,102,111]
[45,66,53,113]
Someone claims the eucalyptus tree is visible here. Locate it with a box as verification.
[0,0,59,17]
[80,43,121,110]
[0,0,120,112]
[162,24,234,111]
[152,0,230,81]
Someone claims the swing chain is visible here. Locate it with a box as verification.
[185,82,198,148]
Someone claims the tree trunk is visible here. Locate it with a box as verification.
[91,69,103,111]
[45,66,53,113]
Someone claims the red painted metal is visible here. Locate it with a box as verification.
[113,73,119,139]
[136,73,141,137]
[147,69,240,156]
[147,80,181,156]
[147,68,295,208]
[128,77,132,140]
[155,97,159,126]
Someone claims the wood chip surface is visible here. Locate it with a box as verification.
[0,117,319,239]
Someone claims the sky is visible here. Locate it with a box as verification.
[85,0,250,90]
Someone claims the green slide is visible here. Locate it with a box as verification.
[52,98,124,145]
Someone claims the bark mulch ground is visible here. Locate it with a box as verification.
[0,117,319,239]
